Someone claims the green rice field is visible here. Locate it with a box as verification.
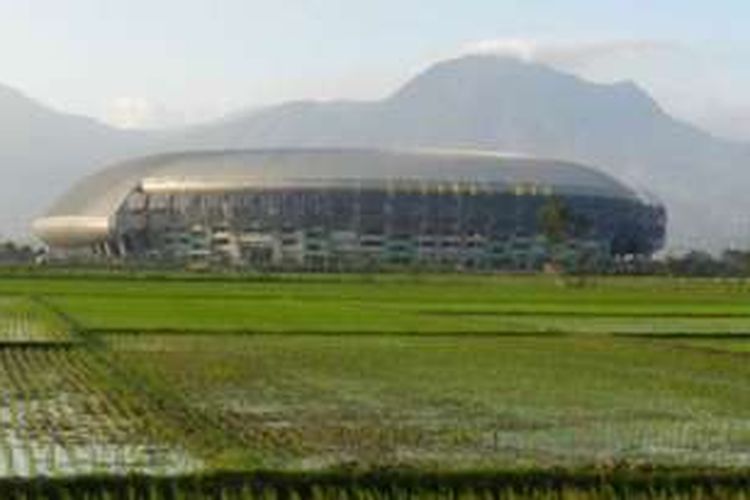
[4,274,750,335]
[0,298,71,344]
[1,271,750,497]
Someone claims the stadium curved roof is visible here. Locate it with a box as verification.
[33,148,642,247]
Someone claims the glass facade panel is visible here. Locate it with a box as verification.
[114,188,665,269]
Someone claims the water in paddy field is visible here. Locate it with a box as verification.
[0,299,200,477]
[0,350,200,478]
[0,398,198,477]
[481,419,750,468]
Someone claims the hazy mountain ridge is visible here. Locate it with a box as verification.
[1,56,748,250]
[0,83,158,237]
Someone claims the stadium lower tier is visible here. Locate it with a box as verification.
[54,189,664,270]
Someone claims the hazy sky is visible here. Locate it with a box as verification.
[1,0,749,139]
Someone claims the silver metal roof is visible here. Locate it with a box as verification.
[33,148,640,247]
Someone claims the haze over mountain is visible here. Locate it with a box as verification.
[2,55,748,251]
[0,84,155,237]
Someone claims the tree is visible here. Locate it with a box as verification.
[538,196,570,243]
[0,241,36,264]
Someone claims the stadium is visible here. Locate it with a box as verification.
[32,149,665,270]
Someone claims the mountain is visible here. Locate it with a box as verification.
[1,55,748,250]
[0,84,158,238]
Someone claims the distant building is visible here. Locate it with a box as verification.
[33,149,665,270]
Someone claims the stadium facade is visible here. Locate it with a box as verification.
[33,149,665,270]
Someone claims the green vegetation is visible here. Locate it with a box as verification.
[0,271,749,496]
[0,346,197,477]
[0,297,72,344]
[1,469,750,499]
[2,274,750,335]
[105,334,750,470]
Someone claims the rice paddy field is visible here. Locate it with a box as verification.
[0,298,71,345]
[1,271,750,498]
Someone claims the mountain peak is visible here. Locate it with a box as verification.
[390,54,567,101]
[386,54,666,128]
[425,53,556,74]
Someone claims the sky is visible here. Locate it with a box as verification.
[1,0,749,139]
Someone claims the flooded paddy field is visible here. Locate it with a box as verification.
[0,346,198,477]
[0,293,199,478]
[104,333,750,471]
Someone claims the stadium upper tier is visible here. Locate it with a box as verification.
[34,148,645,248]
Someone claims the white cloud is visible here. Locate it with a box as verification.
[105,96,240,130]
[459,38,682,70]
[106,96,157,129]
